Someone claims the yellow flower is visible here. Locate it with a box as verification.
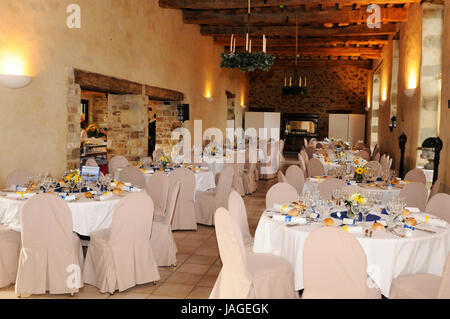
[356,167,363,175]
[364,168,369,173]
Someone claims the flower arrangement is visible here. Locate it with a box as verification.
[86,123,107,138]
[353,165,369,183]
[220,51,275,72]
[344,192,366,219]
[64,169,82,192]
[158,156,171,169]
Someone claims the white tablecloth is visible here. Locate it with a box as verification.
[302,180,401,206]
[0,195,121,236]
[115,169,216,193]
[203,149,265,175]
[253,211,450,297]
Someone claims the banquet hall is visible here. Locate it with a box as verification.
[0,0,449,301]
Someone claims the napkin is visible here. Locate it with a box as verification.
[272,204,293,214]
[128,187,142,193]
[59,194,76,201]
[309,177,321,182]
[6,192,36,199]
[405,207,420,213]
[99,192,112,201]
[341,225,363,233]
[9,185,27,192]
[346,181,357,186]
[330,211,381,222]
[412,214,447,228]
[272,215,307,224]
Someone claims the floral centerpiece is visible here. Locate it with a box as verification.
[344,192,366,219]
[220,51,275,72]
[158,156,171,170]
[86,123,107,138]
[64,169,82,192]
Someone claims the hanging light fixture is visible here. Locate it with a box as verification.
[282,11,307,96]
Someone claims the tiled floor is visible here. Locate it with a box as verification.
[0,161,293,300]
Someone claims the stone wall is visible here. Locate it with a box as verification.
[155,102,182,155]
[81,91,108,129]
[248,65,369,140]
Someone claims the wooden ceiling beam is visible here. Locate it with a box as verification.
[183,7,407,26]
[271,58,373,69]
[201,24,399,37]
[160,0,420,10]
[227,46,382,57]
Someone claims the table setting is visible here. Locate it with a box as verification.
[254,190,450,297]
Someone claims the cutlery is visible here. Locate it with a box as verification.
[413,227,436,234]
[388,228,405,238]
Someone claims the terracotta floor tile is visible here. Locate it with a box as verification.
[197,274,218,288]
[166,272,202,285]
[152,283,195,298]
[177,263,211,275]
[185,255,218,266]
[186,286,212,299]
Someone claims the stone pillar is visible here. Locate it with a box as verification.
[67,67,81,170]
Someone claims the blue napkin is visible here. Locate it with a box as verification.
[330,211,381,222]
[376,177,383,181]
[381,209,388,215]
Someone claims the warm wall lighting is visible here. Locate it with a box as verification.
[204,84,213,102]
[405,71,417,97]
[0,54,33,89]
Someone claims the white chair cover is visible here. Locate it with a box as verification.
[428,178,441,202]
[399,182,428,212]
[5,169,33,188]
[300,149,309,164]
[305,146,315,159]
[373,152,380,162]
[242,163,257,195]
[15,194,84,295]
[0,225,20,288]
[150,182,180,267]
[119,166,146,188]
[195,165,234,226]
[209,208,297,299]
[109,156,129,175]
[425,193,450,222]
[318,178,346,200]
[266,183,299,209]
[299,154,307,177]
[83,193,160,294]
[228,190,253,249]
[85,158,98,167]
[169,168,197,231]
[279,139,286,163]
[145,171,169,217]
[357,150,371,161]
[285,165,306,194]
[303,227,381,299]
[307,158,325,177]
[404,168,427,185]
[277,171,288,183]
[260,140,280,180]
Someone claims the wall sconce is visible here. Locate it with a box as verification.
[389,116,397,132]
[405,72,417,97]
[0,74,33,89]
[205,96,214,102]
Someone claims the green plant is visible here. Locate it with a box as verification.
[220,51,275,72]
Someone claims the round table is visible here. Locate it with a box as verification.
[253,210,450,297]
[203,149,265,175]
[302,179,401,206]
[0,194,121,236]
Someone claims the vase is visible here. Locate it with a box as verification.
[354,173,363,183]
[346,204,360,220]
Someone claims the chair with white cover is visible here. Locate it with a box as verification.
[428,178,441,202]
[83,193,160,294]
[399,182,428,212]
[242,163,257,195]
[372,152,380,162]
[85,157,98,167]
[168,168,196,231]
[0,225,20,288]
[404,168,427,185]
[279,139,286,163]
[228,191,253,249]
[304,138,308,148]
[260,140,280,180]
[150,182,180,267]
[195,165,234,226]
[305,146,315,159]
[363,161,382,179]
[390,253,450,299]
[303,227,381,299]
[15,194,84,296]
[277,170,288,183]
[307,158,325,177]
[285,165,306,194]
[109,155,129,175]
[372,144,379,158]
[318,178,346,200]
[209,207,297,299]
[230,163,246,196]
[118,166,146,187]
[145,171,169,217]
[5,169,33,188]
[300,148,309,164]
[139,157,153,166]
[356,150,371,161]
[425,193,450,222]
[299,154,307,177]
[266,183,299,209]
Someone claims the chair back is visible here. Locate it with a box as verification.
[356,150,371,161]
[168,168,195,205]
[425,193,450,222]
[110,193,154,242]
[304,138,308,148]
[299,155,307,176]
[285,165,305,194]
[277,171,288,183]
[109,156,129,175]
[228,190,252,245]
[213,208,251,298]
[145,171,169,215]
[303,227,369,298]
[163,182,181,226]
[318,178,346,200]
[438,254,450,298]
[372,152,380,162]
[307,158,325,177]
[215,165,234,208]
[6,169,33,188]
[279,139,285,155]
[428,178,441,202]
[85,158,98,167]
[404,168,427,185]
[119,166,146,187]
[305,146,315,159]
[399,182,428,212]
[266,183,299,209]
